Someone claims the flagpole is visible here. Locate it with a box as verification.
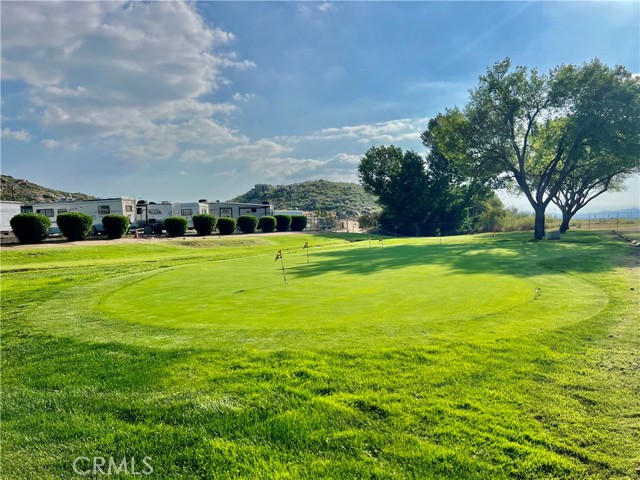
[281,255,287,284]
[275,250,287,284]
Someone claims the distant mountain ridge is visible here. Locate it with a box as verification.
[0,175,96,203]
[231,180,380,215]
[573,207,640,219]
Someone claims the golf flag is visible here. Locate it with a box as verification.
[303,242,309,249]
[275,250,287,283]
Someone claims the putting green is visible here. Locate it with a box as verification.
[42,243,605,348]
[99,255,530,329]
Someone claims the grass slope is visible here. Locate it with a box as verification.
[1,232,638,479]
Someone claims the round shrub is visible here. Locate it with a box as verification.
[164,216,188,237]
[275,214,292,232]
[102,214,130,239]
[57,212,94,241]
[258,216,277,233]
[193,214,217,235]
[10,213,50,244]
[217,217,237,235]
[237,215,258,234]
[290,215,308,231]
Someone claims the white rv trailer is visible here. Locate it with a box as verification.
[208,201,274,220]
[136,200,208,232]
[136,201,178,233]
[178,201,209,228]
[21,197,136,234]
[0,200,22,234]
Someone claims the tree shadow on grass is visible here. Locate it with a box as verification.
[288,235,625,279]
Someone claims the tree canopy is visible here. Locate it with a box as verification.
[357,59,638,239]
[433,58,640,239]
[357,143,499,236]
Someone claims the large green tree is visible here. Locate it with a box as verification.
[358,142,499,236]
[442,58,639,239]
[552,163,638,233]
[357,145,429,234]
[421,112,500,234]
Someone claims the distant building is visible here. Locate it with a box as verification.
[274,210,303,216]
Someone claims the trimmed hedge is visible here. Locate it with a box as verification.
[102,214,130,239]
[275,214,292,232]
[217,217,237,235]
[290,215,308,231]
[258,216,277,233]
[57,212,94,241]
[237,215,258,234]
[193,214,217,235]
[164,216,188,237]
[10,213,51,244]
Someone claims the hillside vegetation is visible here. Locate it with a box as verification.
[231,180,380,214]
[0,175,95,203]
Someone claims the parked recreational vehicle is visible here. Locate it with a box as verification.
[208,201,274,220]
[21,197,136,234]
[178,201,209,228]
[0,200,22,234]
[136,200,208,232]
[136,201,177,233]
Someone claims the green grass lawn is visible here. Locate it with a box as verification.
[1,231,639,479]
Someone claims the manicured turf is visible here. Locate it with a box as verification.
[1,231,638,479]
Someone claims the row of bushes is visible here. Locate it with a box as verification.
[185,214,307,236]
[10,213,130,244]
[9,213,308,244]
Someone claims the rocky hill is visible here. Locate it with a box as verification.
[0,175,96,203]
[231,180,380,215]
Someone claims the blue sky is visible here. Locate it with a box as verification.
[1,1,638,211]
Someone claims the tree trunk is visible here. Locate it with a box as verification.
[559,212,572,233]
[534,207,546,240]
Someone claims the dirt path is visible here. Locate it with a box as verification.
[1,230,320,250]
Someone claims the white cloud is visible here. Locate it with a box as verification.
[317,2,336,13]
[276,118,426,145]
[219,139,292,161]
[249,153,360,182]
[41,139,63,149]
[41,138,79,150]
[318,119,424,143]
[1,1,252,160]
[180,150,210,164]
[232,92,256,103]
[1,128,31,141]
[252,157,325,178]
[224,119,426,183]
[298,1,336,18]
